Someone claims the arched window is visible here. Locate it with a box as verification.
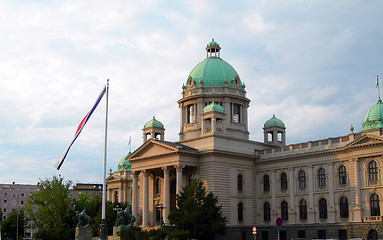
[156,178,161,194]
[318,168,326,186]
[238,174,243,192]
[263,175,270,192]
[370,193,380,216]
[340,196,349,218]
[232,103,241,123]
[187,104,195,123]
[368,229,378,240]
[299,170,306,189]
[281,201,288,220]
[299,199,307,219]
[263,202,270,221]
[238,202,243,222]
[319,198,328,219]
[339,165,347,185]
[369,161,378,181]
[280,172,287,190]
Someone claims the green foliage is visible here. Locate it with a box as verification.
[1,209,25,240]
[118,227,169,240]
[24,175,76,240]
[168,230,191,240]
[168,179,226,240]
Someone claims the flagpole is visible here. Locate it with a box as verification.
[99,79,109,240]
[377,75,381,100]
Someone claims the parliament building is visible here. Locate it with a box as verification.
[106,40,383,240]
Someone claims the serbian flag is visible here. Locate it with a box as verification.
[55,85,107,170]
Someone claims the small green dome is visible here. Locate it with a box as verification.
[144,116,164,129]
[185,40,242,90]
[264,114,285,128]
[203,100,224,113]
[362,98,383,131]
[208,39,219,47]
[117,152,131,172]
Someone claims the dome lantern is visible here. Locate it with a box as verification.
[206,39,221,58]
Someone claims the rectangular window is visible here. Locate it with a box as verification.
[3,200,7,205]
[4,193,7,198]
[187,105,195,123]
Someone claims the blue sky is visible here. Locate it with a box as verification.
[0,0,382,184]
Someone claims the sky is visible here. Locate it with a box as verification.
[0,0,382,185]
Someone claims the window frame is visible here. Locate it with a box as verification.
[369,160,379,182]
[298,170,306,189]
[339,165,347,185]
[370,193,380,216]
[263,202,270,221]
[319,198,328,219]
[281,201,288,220]
[263,174,270,192]
[299,199,307,220]
[339,196,349,218]
[318,168,326,187]
[280,172,287,190]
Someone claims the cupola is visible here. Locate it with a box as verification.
[143,116,165,143]
[263,114,286,146]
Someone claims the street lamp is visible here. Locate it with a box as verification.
[155,203,165,226]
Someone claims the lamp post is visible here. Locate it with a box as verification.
[155,203,165,226]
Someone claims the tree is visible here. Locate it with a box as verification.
[24,175,76,240]
[168,179,226,240]
[1,209,25,240]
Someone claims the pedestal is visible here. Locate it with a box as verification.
[75,226,93,240]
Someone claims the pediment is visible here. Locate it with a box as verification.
[128,140,179,160]
[344,134,383,149]
[106,175,122,182]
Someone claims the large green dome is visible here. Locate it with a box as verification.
[185,40,242,89]
[362,98,383,131]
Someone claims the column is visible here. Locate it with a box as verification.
[327,163,336,222]
[289,168,295,224]
[353,158,362,222]
[162,167,170,225]
[175,165,183,196]
[271,170,277,218]
[308,165,315,223]
[142,170,149,226]
[132,172,138,219]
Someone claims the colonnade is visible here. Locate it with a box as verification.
[131,165,184,226]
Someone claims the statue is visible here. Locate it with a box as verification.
[77,208,91,228]
[115,204,136,229]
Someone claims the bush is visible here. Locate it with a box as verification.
[168,230,191,240]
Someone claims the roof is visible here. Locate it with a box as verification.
[117,152,132,172]
[362,98,383,131]
[185,40,242,90]
[144,116,164,129]
[203,100,225,113]
[264,114,285,128]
